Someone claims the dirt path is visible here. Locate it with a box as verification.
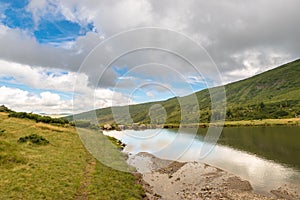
[73,151,97,200]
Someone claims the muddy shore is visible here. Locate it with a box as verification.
[129,152,300,200]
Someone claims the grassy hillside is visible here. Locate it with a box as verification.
[0,112,144,199]
[223,59,300,120]
[68,59,300,125]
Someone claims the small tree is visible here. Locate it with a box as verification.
[226,109,233,118]
[259,102,265,110]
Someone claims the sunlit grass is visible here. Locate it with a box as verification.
[0,112,144,199]
[223,118,300,127]
[34,122,72,132]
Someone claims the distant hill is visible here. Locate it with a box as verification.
[67,59,300,124]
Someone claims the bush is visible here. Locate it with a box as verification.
[0,105,11,112]
[18,134,49,145]
[8,111,69,125]
[275,110,289,117]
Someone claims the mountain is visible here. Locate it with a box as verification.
[67,59,300,124]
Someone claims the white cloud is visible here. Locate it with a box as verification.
[0,60,134,114]
[0,59,89,93]
[26,0,96,29]
[26,0,48,26]
[146,91,155,98]
[0,86,72,114]
[0,24,102,72]
[72,88,134,114]
[40,92,61,106]
[0,85,133,114]
[223,49,290,83]
[187,76,206,84]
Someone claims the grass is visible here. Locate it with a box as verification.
[33,123,68,132]
[161,117,300,128]
[77,128,135,173]
[0,112,144,199]
[223,118,300,127]
[89,161,144,200]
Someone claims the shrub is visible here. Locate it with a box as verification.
[275,110,289,117]
[18,134,49,145]
[0,105,11,112]
[8,111,69,125]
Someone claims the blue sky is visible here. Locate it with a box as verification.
[0,0,298,113]
[1,0,94,43]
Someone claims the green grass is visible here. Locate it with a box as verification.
[223,118,300,127]
[89,162,144,200]
[0,112,144,199]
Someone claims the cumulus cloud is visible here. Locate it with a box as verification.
[0,86,72,114]
[0,24,102,70]
[1,0,300,113]
[0,85,133,114]
[0,59,89,92]
[0,60,134,113]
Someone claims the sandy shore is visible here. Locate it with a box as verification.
[128,152,300,200]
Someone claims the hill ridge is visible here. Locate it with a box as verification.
[68,59,300,124]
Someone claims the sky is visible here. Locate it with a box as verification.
[0,0,299,114]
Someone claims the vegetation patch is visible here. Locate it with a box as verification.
[0,105,12,113]
[9,111,69,125]
[18,134,49,145]
[0,153,26,166]
[0,141,27,167]
[34,123,68,132]
[106,135,126,150]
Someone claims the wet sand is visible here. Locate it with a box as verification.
[129,152,300,200]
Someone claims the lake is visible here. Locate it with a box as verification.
[104,126,300,194]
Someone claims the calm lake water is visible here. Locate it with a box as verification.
[104,126,300,194]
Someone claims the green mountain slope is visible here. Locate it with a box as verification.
[69,59,300,124]
[223,59,300,120]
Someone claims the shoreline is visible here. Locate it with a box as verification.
[128,152,300,200]
[102,118,300,131]
[163,118,300,129]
